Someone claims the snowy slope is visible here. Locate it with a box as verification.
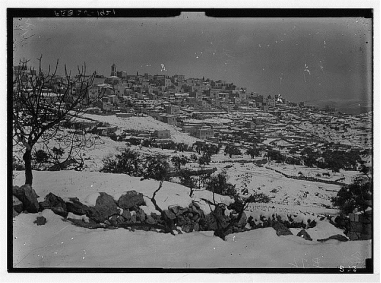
[13,209,371,268]
[12,171,372,269]
[82,113,200,145]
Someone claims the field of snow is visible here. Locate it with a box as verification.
[82,113,200,145]
[12,171,372,269]
[13,209,371,269]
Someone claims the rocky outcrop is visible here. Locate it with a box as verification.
[13,185,39,213]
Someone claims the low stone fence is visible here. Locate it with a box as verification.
[265,166,346,186]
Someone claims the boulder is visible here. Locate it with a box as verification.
[121,209,132,221]
[164,209,176,220]
[86,192,119,223]
[66,198,89,216]
[193,222,200,232]
[130,214,137,223]
[273,222,293,236]
[13,184,39,213]
[136,208,146,222]
[118,191,145,210]
[236,212,247,228]
[146,215,157,225]
[41,193,68,217]
[168,205,180,215]
[13,196,23,213]
[182,223,193,233]
[117,215,126,225]
[191,201,201,210]
[109,215,119,226]
[34,216,47,226]
[297,229,312,241]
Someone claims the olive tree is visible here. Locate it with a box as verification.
[13,57,98,185]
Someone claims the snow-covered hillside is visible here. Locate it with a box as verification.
[12,171,372,269]
[82,113,200,145]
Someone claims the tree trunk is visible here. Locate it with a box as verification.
[23,149,33,185]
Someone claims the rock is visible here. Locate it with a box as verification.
[177,215,185,226]
[317,234,348,242]
[13,196,23,213]
[122,209,132,221]
[109,215,119,226]
[13,208,19,218]
[66,199,89,216]
[34,216,47,226]
[168,205,180,215]
[130,214,137,223]
[273,222,293,236]
[177,207,188,215]
[136,209,146,222]
[192,201,201,209]
[182,223,193,233]
[205,214,218,231]
[193,222,200,231]
[164,209,176,220]
[146,215,157,225]
[117,215,126,225]
[42,193,68,217]
[51,207,68,218]
[192,214,199,222]
[86,192,119,223]
[236,212,247,228]
[48,164,61,171]
[13,184,39,213]
[118,191,145,210]
[347,231,360,241]
[297,229,312,241]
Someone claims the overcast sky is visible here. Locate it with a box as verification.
[13,13,372,104]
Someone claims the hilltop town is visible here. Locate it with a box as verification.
[12,62,373,268]
[73,64,371,157]
[13,62,372,175]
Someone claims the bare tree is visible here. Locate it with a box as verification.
[13,56,99,185]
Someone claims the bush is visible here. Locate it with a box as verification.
[143,155,171,181]
[205,172,237,196]
[331,177,372,215]
[34,149,49,164]
[224,144,241,158]
[198,153,211,165]
[100,148,142,176]
[126,137,141,146]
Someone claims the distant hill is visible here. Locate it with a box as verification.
[305,98,372,115]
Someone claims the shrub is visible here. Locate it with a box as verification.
[143,155,171,181]
[34,149,49,164]
[205,172,237,196]
[100,148,142,176]
[331,177,372,215]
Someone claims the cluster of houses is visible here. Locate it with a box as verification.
[14,62,371,154]
[73,64,373,153]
